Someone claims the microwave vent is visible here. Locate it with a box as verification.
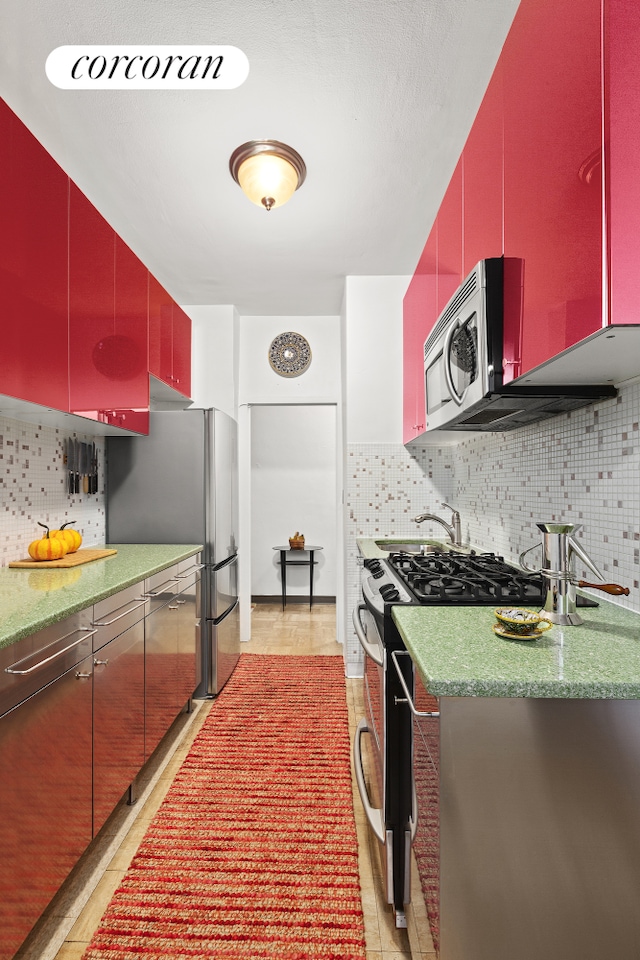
[424,269,479,359]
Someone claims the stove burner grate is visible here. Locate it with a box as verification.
[388,551,549,605]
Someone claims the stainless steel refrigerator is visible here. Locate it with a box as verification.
[106,408,239,696]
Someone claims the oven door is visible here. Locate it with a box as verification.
[352,603,393,900]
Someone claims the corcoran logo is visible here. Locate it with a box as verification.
[46,45,249,90]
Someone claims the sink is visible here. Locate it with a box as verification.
[374,540,446,555]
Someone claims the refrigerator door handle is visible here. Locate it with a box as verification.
[213,553,237,571]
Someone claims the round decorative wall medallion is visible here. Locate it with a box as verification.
[268,332,312,378]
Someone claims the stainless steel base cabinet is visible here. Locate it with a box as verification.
[0,645,93,960]
[93,621,145,833]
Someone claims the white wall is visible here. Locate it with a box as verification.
[250,405,337,598]
[239,315,341,404]
[344,276,411,443]
[186,304,239,418]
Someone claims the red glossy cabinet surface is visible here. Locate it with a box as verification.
[69,184,149,433]
[148,273,174,386]
[463,62,503,278]
[403,226,437,443]
[149,275,191,398]
[605,0,640,327]
[436,160,463,317]
[171,304,192,398]
[502,0,602,376]
[0,99,69,409]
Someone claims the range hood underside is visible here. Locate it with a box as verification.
[434,325,638,433]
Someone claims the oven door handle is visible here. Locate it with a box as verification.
[353,718,385,844]
[352,604,383,667]
[443,317,466,407]
[390,650,440,719]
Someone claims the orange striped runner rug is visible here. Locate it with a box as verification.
[83,654,366,959]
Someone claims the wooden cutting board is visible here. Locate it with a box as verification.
[9,548,118,569]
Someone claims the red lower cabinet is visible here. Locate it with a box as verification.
[0,99,69,410]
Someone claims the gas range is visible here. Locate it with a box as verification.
[363,550,598,613]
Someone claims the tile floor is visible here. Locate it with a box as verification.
[14,602,436,960]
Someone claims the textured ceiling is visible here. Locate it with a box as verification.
[0,0,520,314]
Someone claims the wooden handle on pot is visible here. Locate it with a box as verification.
[578,581,630,596]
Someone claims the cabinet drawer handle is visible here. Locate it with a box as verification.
[144,579,180,597]
[93,658,109,666]
[91,598,149,627]
[168,604,179,610]
[5,628,98,675]
[75,671,92,680]
[176,598,187,605]
[176,563,205,577]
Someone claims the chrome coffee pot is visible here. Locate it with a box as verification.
[519,522,604,626]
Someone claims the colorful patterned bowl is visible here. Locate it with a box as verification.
[494,607,553,636]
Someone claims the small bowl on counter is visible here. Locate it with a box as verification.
[493,607,553,641]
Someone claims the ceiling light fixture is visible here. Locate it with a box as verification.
[229,140,306,212]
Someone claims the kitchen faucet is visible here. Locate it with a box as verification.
[413,502,462,546]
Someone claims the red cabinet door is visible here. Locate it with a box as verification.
[0,99,69,410]
[605,0,640,327]
[69,187,150,433]
[113,235,149,409]
[437,159,463,317]
[148,273,174,385]
[403,226,437,442]
[463,61,503,278]
[503,0,602,376]
[171,304,192,398]
[69,183,115,421]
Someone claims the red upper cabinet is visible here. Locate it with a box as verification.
[148,273,173,386]
[436,159,463,316]
[403,225,437,443]
[0,99,69,410]
[502,0,602,376]
[463,62,503,278]
[171,304,192,398]
[69,184,149,433]
[605,0,640,328]
[69,182,115,419]
[148,275,191,399]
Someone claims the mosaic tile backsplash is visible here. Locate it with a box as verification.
[344,381,640,676]
[0,415,106,565]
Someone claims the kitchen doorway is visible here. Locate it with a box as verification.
[239,402,342,642]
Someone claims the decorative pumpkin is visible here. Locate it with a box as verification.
[28,523,69,561]
[50,521,83,554]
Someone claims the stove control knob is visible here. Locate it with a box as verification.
[380,584,400,601]
[363,558,381,571]
[371,567,385,579]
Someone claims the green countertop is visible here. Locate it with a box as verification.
[0,544,203,649]
[392,601,640,699]
[356,537,640,699]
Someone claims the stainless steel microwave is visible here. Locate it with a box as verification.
[423,258,615,432]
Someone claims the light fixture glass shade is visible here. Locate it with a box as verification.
[237,154,298,209]
[229,140,306,211]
